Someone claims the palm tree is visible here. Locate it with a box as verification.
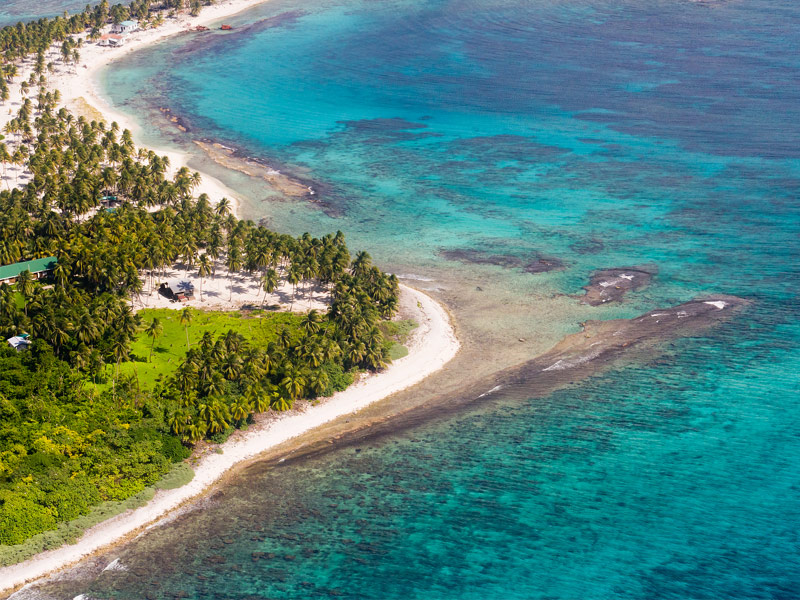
[281,369,306,402]
[287,266,301,310]
[168,408,192,436]
[216,197,231,218]
[261,268,278,305]
[110,335,129,400]
[74,310,99,345]
[180,238,197,275]
[309,368,330,397]
[270,391,291,412]
[246,384,270,413]
[230,396,252,426]
[15,270,35,315]
[197,253,211,302]
[226,247,242,302]
[144,317,163,362]
[185,421,207,445]
[351,251,372,278]
[301,309,322,335]
[180,307,192,351]
[277,326,292,350]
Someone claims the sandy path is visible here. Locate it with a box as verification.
[0,284,459,595]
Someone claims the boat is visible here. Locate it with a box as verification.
[194,25,209,31]
[220,24,233,30]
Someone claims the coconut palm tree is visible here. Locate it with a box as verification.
[246,384,270,413]
[302,309,322,335]
[230,396,252,426]
[216,197,231,218]
[287,266,301,310]
[226,247,242,302]
[281,369,306,402]
[144,317,163,362]
[168,408,192,437]
[15,270,35,315]
[270,391,291,412]
[260,268,278,305]
[196,253,211,302]
[180,307,192,351]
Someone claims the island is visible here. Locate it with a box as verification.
[0,1,460,593]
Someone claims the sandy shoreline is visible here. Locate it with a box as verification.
[0,3,461,595]
[0,284,459,595]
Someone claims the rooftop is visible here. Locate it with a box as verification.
[7,336,32,350]
[0,257,57,282]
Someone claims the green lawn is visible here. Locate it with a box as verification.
[103,308,303,390]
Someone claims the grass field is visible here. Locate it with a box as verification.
[94,312,418,391]
[102,308,304,390]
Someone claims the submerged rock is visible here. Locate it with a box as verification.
[438,248,565,273]
[580,265,656,305]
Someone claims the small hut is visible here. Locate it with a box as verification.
[98,34,125,47]
[111,20,138,34]
[159,279,195,302]
[7,334,31,351]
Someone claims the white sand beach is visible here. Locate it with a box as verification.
[0,284,459,595]
[134,262,332,313]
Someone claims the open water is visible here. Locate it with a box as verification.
[0,0,91,26]
[13,0,800,598]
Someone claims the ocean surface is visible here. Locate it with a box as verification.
[0,0,91,26]
[14,0,800,598]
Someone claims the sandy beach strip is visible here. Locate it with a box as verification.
[0,284,459,595]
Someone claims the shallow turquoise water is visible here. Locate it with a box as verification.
[24,0,800,597]
[0,0,90,26]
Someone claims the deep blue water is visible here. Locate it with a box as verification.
[22,0,800,597]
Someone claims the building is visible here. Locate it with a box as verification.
[0,257,57,285]
[111,20,138,34]
[7,334,31,351]
[159,280,195,302]
[98,34,125,47]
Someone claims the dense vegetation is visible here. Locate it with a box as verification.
[0,3,403,547]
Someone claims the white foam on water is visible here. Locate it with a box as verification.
[478,385,503,398]
[543,350,601,372]
[102,558,127,572]
[620,274,634,280]
[395,273,435,282]
[704,300,727,310]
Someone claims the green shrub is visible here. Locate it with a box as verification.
[209,426,235,445]
[388,343,409,361]
[162,434,191,462]
[154,463,194,490]
[0,490,57,545]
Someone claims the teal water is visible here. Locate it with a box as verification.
[19,0,800,597]
[0,0,91,26]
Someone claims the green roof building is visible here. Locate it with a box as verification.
[0,257,57,285]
